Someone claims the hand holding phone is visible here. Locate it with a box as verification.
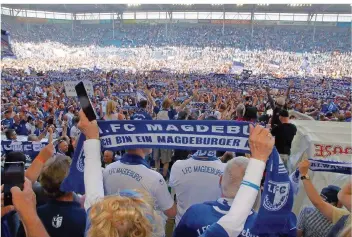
[75,82,97,121]
[3,162,25,206]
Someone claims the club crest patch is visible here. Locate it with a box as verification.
[76,147,85,172]
[52,214,63,228]
[263,180,290,211]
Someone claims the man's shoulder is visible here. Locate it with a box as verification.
[288,123,297,131]
[300,206,317,215]
[189,202,213,212]
[182,203,216,222]
[172,159,191,168]
[37,201,85,215]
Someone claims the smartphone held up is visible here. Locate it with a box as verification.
[3,161,25,206]
[75,81,97,121]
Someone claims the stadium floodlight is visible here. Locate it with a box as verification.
[289,4,304,7]
[127,4,141,7]
[258,4,269,6]
[236,4,244,6]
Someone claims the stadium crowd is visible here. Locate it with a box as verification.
[1,16,352,237]
[2,19,351,52]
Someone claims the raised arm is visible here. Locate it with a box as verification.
[77,110,104,211]
[37,129,47,141]
[145,89,156,107]
[178,94,195,112]
[62,121,68,137]
[99,102,104,120]
[265,87,275,109]
[25,143,54,184]
[298,160,334,222]
[203,125,274,237]
[285,80,294,100]
[337,180,352,211]
[11,179,49,237]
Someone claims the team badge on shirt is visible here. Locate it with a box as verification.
[76,141,85,172]
[52,214,63,228]
[263,180,290,211]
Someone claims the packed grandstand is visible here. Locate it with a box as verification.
[1,4,351,237]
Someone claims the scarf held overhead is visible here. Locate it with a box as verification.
[59,120,296,236]
[289,158,352,195]
[62,120,251,193]
[97,120,251,153]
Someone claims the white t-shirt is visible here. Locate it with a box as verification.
[70,125,80,140]
[66,112,74,126]
[169,157,226,226]
[103,159,174,234]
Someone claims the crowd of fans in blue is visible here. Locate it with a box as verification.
[1,17,351,237]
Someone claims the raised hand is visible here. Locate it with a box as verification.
[78,110,99,140]
[249,124,275,163]
[298,160,310,176]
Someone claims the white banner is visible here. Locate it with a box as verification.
[290,120,351,215]
[64,81,94,97]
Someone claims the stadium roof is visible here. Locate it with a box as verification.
[3,4,351,14]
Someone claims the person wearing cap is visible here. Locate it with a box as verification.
[297,184,342,237]
[298,160,351,237]
[271,109,297,171]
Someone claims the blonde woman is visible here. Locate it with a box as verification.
[88,190,157,237]
[79,110,163,237]
[103,100,124,121]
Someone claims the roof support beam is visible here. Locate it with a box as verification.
[308,13,315,22]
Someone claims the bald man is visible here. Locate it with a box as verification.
[174,157,260,237]
[103,150,116,167]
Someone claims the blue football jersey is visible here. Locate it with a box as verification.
[174,198,257,237]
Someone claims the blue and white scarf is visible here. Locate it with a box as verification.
[290,158,352,195]
[252,148,297,236]
[61,120,250,194]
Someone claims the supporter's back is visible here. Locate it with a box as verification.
[102,158,174,235]
[17,200,86,237]
[169,157,226,226]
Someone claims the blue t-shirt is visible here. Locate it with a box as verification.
[11,120,28,136]
[321,104,328,113]
[34,128,46,137]
[201,223,228,237]
[18,200,86,237]
[1,118,14,129]
[131,109,153,120]
[174,198,257,237]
